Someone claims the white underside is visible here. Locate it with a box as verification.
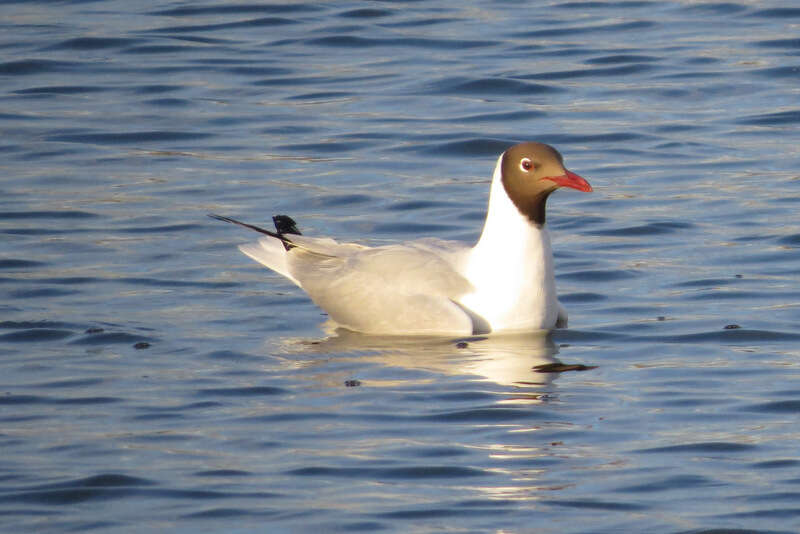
[236,155,566,335]
[456,155,562,331]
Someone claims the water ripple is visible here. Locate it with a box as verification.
[69,332,154,346]
[751,8,800,18]
[541,498,649,511]
[150,5,315,16]
[47,131,214,145]
[44,37,141,51]
[742,401,800,414]
[307,36,497,49]
[198,386,289,397]
[339,8,393,19]
[738,110,800,126]
[150,17,298,34]
[0,328,74,342]
[614,474,716,493]
[0,59,81,75]
[516,20,656,38]
[0,259,45,269]
[428,76,562,96]
[0,475,278,505]
[287,465,487,479]
[635,442,758,454]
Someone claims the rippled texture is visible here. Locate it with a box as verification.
[2,1,800,532]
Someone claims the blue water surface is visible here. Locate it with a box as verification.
[1,1,800,532]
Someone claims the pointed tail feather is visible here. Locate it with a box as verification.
[210,213,338,259]
[208,213,296,249]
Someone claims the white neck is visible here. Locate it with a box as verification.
[474,155,540,249]
[458,155,559,331]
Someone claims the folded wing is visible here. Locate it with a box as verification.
[241,235,478,335]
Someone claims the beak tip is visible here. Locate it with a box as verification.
[558,170,593,192]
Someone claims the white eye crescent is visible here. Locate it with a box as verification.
[520,158,533,172]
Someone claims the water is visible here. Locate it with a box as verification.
[1,1,800,532]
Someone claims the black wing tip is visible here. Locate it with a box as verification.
[272,214,301,236]
[209,213,298,251]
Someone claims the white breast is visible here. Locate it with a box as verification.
[456,156,560,331]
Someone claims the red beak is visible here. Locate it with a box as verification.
[546,170,593,192]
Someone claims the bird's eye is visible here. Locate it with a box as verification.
[520,158,533,172]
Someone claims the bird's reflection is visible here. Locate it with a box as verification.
[270,328,569,403]
[264,329,592,505]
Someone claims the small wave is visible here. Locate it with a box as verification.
[193,469,252,477]
[0,329,73,342]
[559,292,607,303]
[679,3,748,15]
[309,193,373,207]
[424,407,547,423]
[588,221,693,237]
[115,223,203,234]
[307,36,495,49]
[338,8,393,19]
[198,386,289,397]
[750,459,800,469]
[541,498,649,511]
[47,131,214,145]
[276,141,362,154]
[755,38,800,49]
[522,64,655,80]
[387,199,455,211]
[414,138,515,157]
[778,234,800,246]
[454,110,547,123]
[287,465,486,479]
[635,329,800,344]
[738,110,800,126]
[69,332,153,346]
[515,20,655,38]
[0,259,46,269]
[14,85,109,95]
[752,66,800,78]
[614,474,715,493]
[559,269,640,282]
[741,400,800,414]
[150,5,313,16]
[372,222,458,235]
[635,442,758,454]
[0,394,118,406]
[0,320,80,329]
[0,59,79,76]
[427,76,562,96]
[149,17,297,34]
[9,288,77,298]
[43,37,140,51]
[750,8,800,18]
[585,54,661,65]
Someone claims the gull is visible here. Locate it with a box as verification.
[211,142,592,335]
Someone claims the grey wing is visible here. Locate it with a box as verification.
[286,243,477,335]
